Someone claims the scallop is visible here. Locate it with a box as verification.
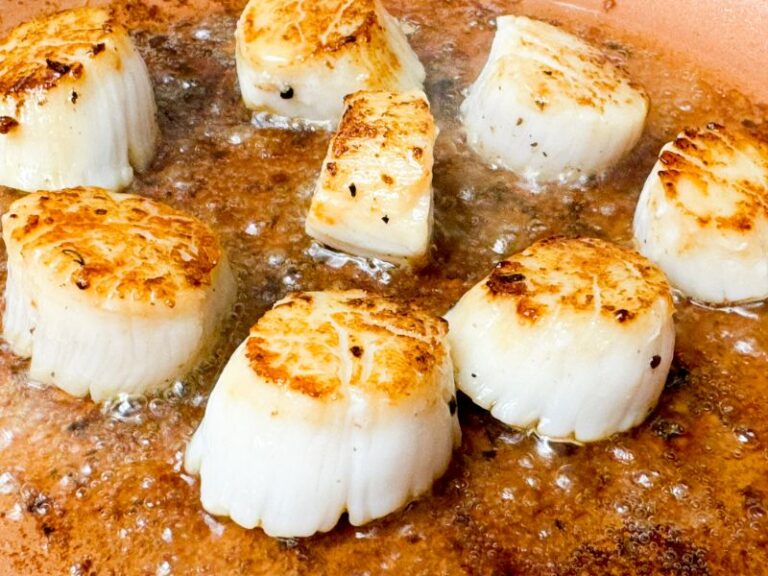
[185,290,459,537]
[1,188,235,401]
[460,16,648,184]
[305,90,436,266]
[235,0,425,126]
[445,237,675,443]
[0,8,158,192]
[633,123,768,305]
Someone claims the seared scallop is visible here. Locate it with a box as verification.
[633,123,768,304]
[185,290,459,537]
[445,237,675,443]
[0,8,158,192]
[235,0,425,126]
[460,16,648,184]
[2,188,235,401]
[305,90,436,266]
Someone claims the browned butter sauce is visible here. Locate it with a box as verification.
[0,0,767,574]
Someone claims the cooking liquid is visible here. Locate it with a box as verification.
[0,0,767,573]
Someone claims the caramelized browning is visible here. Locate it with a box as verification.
[485,237,672,324]
[4,188,222,311]
[490,16,647,113]
[245,290,447,401]
[0,115,19,133]
[313,90,434,223]
[0,1,766,574]
[306,89,435,264]
[237,0,403,83]
[656,123,768,232]
[240,0,377,57]
[332,90,432,158]
[0,8,122,99]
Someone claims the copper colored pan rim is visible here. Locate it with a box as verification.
[1,0,767,103]
[523,0,768,103]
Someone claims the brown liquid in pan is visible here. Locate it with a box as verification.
[0,1,767,573]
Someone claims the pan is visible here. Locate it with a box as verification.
[0,0,766,573]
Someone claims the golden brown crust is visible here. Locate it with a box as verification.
[3,188,222,310]
[241,0,377,57]
[244,290,448,402]
[485,237,672,325]
[492,17,648,113]
[0,1,765,572]
[0,8,122,102]
[331,91,431,158]
[237,0,403,84]
[655,123,768,232]
[324,90,432,190]
[310,90,435,232]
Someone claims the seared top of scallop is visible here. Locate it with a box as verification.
[485,237,671,324]
[2,188,223,313]
[237,0,393,68]
[490,16,646,114]
[332,90,434,157]
[653,123,768,233]
[312,90,435,223]
[0,8,125,101]
[245,290,449,403]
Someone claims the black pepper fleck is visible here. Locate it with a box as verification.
[62,248,85,266]
[350,345,363,358]
[349,183,357,197]
[614,308,633,323]
[46,59,71,75]
[0,116,19,134]
[70,91,79,104]
[382,215,389,224]
[650,355,662,369]
[280,86,294,99]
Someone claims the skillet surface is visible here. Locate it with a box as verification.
[0,1,767,573]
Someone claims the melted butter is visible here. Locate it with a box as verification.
[0,0,767,574]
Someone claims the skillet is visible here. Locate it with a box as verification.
[0,0,767,573]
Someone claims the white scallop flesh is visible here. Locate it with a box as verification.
[235,0,425,126]
[185,290,459,537]
[460,15,648,184]
[633,123,768,305]
[0,8,158,192]
[445,237,675,443]
[305,90,436,266]
[1,188,235,400]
